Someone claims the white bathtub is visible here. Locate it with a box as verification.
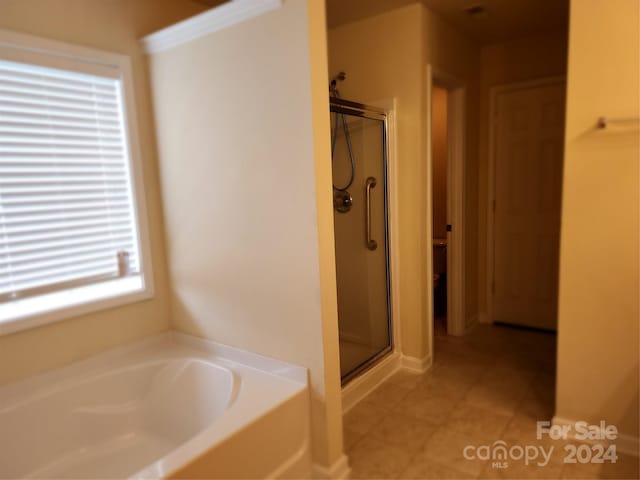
[0,332,311,479]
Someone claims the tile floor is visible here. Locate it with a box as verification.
[343,324,639,479]
[433,315,447,337]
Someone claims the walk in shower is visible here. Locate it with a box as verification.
[330,81,392,383]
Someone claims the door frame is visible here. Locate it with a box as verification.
[426,64,467,339]
[374,99,402,358]
[486,76,566,323]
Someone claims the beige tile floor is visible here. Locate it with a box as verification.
[343,324,639,480]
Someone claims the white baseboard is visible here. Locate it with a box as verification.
[552,416,639,457]
[311,454,350,479]
[342,352,401,413]
[341,352,433,413]
[400,354,432,373]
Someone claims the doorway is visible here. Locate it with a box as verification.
[427,66,466,344]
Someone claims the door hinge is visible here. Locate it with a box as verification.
[446,224,452,232]
[492,198,496,213]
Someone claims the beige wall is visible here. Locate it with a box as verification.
[307,0,345,465]
[148,0,343,468]
[477,32,569,319]
[556,0,639,441]
[0,0,205,385]
[431,86,448,241]
[328,3,481,358]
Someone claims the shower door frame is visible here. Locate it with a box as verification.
[330,98,395,385]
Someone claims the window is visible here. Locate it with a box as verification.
[0,30,153,335]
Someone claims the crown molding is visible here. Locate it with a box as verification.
[141,0,283,54]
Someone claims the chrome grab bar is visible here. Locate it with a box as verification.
[365,177,378,251]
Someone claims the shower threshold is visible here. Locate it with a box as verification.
[340,342,393,386]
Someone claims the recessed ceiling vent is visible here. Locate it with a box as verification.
[464,4,488,18]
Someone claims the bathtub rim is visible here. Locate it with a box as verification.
[0,330,310,479]
[0,330,308,401]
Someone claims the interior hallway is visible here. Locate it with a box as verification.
[343,324,640,479]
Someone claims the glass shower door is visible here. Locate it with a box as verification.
[330,99,392,383]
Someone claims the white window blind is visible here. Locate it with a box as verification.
[0,58,141,302]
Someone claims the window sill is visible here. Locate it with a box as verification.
[0,276,153,336]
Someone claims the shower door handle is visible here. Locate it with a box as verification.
[365,177,378,251]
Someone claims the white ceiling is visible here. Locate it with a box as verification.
[326,0,569,44]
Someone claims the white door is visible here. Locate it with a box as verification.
[492,80,566,331]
